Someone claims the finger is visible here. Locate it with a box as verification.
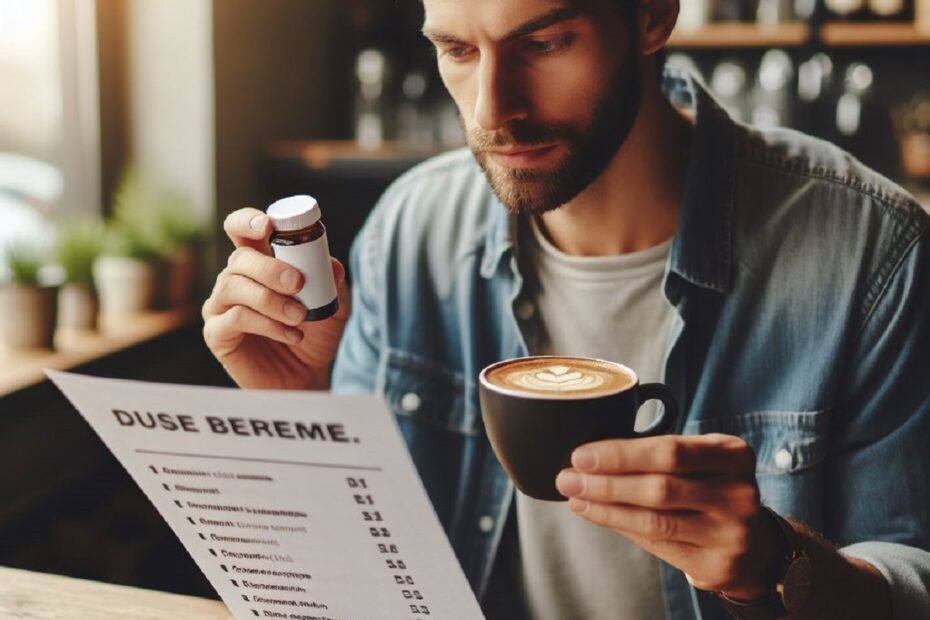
[204,305,304,355]
[572,433,756,476]
[226,246,304,296]
[203,273,307,327]
[556,472,757,514]
[223,207,273,255]
[330,258,351,321]
[567,499,717,546]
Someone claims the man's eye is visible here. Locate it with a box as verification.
[523,34,573,56]
[440,45,474,61]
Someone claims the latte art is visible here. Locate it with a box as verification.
[484,357,635,398]
[512,365,607,392]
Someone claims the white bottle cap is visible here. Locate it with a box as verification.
[267,195,321,231]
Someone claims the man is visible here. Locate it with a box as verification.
[202,0,930,618]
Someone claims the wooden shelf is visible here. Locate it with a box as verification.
[668,21,930,49]
[267,140,447,171]
[668,22,811,49]
[820,22,930,46]
[0,307,197,398]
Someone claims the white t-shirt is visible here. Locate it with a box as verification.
[509,215,678,620]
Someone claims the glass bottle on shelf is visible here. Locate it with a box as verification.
[679,0,712,31]
[836,62,874,137]
[798,53,834,104]
[868,0,912,20]
[752,49,795,129]
[396,71,434,149]
[712,0,754,21]
[794,0,819,19]
[833,62,899,178]
[757,0,794,25]
[919,0,930,31]
[824,0,869,20]
[354,49,393,151]
[710,59,750,122]
[797,53,835,138]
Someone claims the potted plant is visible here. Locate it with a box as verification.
[93,222,161,316]
[55,219,104,330]
[155,191,208,308]
[0,241,58,350]
[93,167,163,316]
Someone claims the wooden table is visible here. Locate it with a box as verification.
[0,567,232,619]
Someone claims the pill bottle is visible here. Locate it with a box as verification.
[266,195,339,321]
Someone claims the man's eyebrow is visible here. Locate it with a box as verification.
[421,29,466,45]
[502,6,583,42]
[422,6,584,45]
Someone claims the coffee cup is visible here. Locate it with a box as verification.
[478,356,680,501]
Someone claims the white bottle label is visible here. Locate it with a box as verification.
[272,232,338,312]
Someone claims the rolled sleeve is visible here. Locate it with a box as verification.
[841,542,930,620]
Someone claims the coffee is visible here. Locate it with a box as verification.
[483,357,635,399]
[479,356,680,501]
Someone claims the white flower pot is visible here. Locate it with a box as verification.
[93,256,158,316]
[0,284,58,350]
[58,283,99,331]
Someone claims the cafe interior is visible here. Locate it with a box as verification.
[1,0,929,616]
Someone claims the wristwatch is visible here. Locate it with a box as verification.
[714,507,813,619]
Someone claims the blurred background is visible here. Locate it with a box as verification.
[1,0,929,602]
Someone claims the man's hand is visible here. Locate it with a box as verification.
[202,208,352,391]
[555,433,781,601]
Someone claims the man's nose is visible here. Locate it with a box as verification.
[474,55,529,131]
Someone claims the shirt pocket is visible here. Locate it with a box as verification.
[683,410,830,524]
[381,349,482,437]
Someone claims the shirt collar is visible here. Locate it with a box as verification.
[480,67,739,295]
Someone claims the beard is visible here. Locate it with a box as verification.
[467,54,643,215]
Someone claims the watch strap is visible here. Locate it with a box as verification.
[713,507,794,620]
[716,590,789,620]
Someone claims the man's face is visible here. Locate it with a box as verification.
[423,0,642,214]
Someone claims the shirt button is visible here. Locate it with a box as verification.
[479,516,494,533]
[774,448,793,471]
[516,301,536,321]
[400,392,421,413]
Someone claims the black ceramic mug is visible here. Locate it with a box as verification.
[478,356,680,501]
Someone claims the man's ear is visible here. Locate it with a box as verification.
[638,0,678,55]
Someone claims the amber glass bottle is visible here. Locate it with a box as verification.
[267,195,339,321]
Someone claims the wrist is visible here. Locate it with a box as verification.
[716,513,893,620]
[718,507,787,602]
[714,508,813,619]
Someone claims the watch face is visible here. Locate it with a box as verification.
[781,556,813,613]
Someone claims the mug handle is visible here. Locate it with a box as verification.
[634,383,680,437]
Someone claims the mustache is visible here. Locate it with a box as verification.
[467,121,569,151]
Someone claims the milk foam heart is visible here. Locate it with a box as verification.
[484,357,635,398]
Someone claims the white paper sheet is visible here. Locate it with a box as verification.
[47,371,485,620]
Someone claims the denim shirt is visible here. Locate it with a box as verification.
[331,70,930,619]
